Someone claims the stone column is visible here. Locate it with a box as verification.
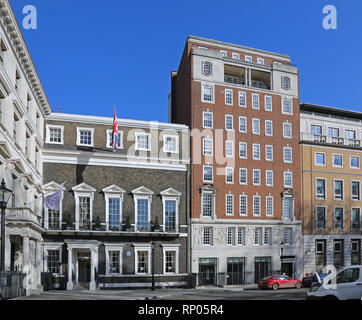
[5,234,11,271]
[66,247,73,290]
[22,236,31,294]
[89,249,96,291]
[35,241,42,290]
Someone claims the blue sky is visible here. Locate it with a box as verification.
[10,0,362,122]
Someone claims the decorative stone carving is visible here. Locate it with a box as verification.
[214,227,227,246]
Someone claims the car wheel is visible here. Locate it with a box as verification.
[272,283,279,290]
[295,282,302,289]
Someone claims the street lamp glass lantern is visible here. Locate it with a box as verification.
[0,179,12,205]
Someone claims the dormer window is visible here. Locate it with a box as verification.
[232,53,240,60]
[77,127,94,147]
[202,62,213,76]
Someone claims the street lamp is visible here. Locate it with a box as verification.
[0,179,13,272]
[151,241,155,291]
[280,241,285,275]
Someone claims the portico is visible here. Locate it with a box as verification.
[65,240,100,291]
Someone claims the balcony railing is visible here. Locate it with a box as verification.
[301,133,362,147]
[224,75,245,85]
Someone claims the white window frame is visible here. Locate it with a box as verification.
[284,172,293,188]
[225,194,234,216]
[203,165,213,183]
[105,244,123,275]
[203,227,213,246]
[257,58,265,65]
[239,168,248,185]
[225,167,234,184]
[283,122,292,139]
[202,62,213,77]
[46,125,64,145]
[283,147,293,163]
[163,135,179,153]
[252,118,260,135]
[264,228,272,245]
[315,178,327,200]
[252,93,260,110]
[254,227,262,245]
[135,132,151,151]
[239,194,248,217]
[43,244,63,275]
[239,142,247,159]
[73,190,95,231]
[225,89,233,106]
[333,179,344,201]
[265,96,272,111]
[232,53,240,60]
[332,153,343,168]
[253,169,261,186]
[281,98,293,115]
[351,180,361,201]
[315,152,326,166]
[225,114,234,131]
[252,143,261,160]
[315,206,327,230]
[239,116,247,133]
[201,84,214,104]
[134,246,152,275]
[162,246,180,274]
[266,170,274,187]
[103,185,125,232]
[76,127,94,147]
[334,206,344,230]
[350,156,360,169]
[201,191,214,218]
[225,140,234,158]
[245,55,252,62]
[106,129,123,149]
[220,50,227,58]
[265,145,273,162]
[227,227,236,246]
[238,91,247,108]
[203,111,213,129]
[265,120,273,136]
[266,196,274,217]
[203,138,213,156]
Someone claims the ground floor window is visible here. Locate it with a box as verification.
[199,258,217,286]
[254,257,272,283]
[315,240,326,272]
[164,250,177,274]
[109,251,120,274]
[334,240,344,269]
[351,239,361,265]
[47,250,60,274]
[227,257,245,285]
[136,249,150,274]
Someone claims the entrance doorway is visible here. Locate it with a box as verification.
[199,258,217,286]
[78,252,91,283]
[254,257,272,283]
[227,257,245,285]
[281,257,295,278]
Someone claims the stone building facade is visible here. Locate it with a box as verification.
[300,103,362,275]
[42,113,190,290]
[0,0,51,296]
[170,36,303,285]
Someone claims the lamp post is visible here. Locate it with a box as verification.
[151,241,155,291]
[0,179,13,272]
[280,241,284,275]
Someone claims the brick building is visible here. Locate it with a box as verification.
[170,36,303,285]
[42,113,190,290]
[300,103,362,275]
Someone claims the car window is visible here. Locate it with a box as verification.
[336,268,360,284]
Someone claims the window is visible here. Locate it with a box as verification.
[283,228,292,245]
[106,129,123,149]
[253,195,261,216]
[135,132,151,151]
[351,181,360,201]
[283,122,292,139]
[337,267,360,284]
[46,125,64,144]
[252,118,260,134]
[239,91,246,107]
[345,130,356,140]
[239,142,247,159]
[266,170,273,187]
[227,228,235,245]
[108,198,121,231]
[48,209,60,230]
[334,207,344,230]
[265,120,273,136]
[108,251,121,274]
[266,196,274,217]
[202,193,213,217]
[254,227,262,245]
[136,249,150,274]
[136,199,150,232]
[245,55,252,62]
[163,135,179,153]
[282,98,292,115]
[47,250,60,274]
[316,179,326,200]
[226,194,234,216]
[239,195,248,216]
[225,89,233,105]
[225,115,233,130]
[257,58,264,65]
[163,249,178,274]
[164,200,177,232]
[311,125,322,135]
[203,166,213,183]
[77,128,94,147]
[264,228,272,245]
[252,94,260,109]
[350,156,360,169]
[284,172,293,188]
[316,207,326,230]
[333,154,343,167]
[351,240,361,265]
[237,227,246,245]
[203,112,213,129]
[225,140,234,158]
[283,147,292,163]
[334,240,344,269]
[239,117,247,133]
[351,208,361,229]
[239,168,247,185]
[281,76,291,90]
[232,53,240,60]
[283,197,293,219]
[265,145,273,161]
[79,197,91,230]
[220,50,227,58]
[315,240,326,272]
[265,96,272,111]
[203,227,213,245]
[315,152,325,166]
[253,144,260,160]
[225,167,234,184]
[253,169,261,186]
[202,62,212,76]
[202,84,214,103]
[334,180,343,200]
[203,138,213,156]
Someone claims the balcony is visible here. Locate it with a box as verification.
[301,133,362,148]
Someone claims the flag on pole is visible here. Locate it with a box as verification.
[112,106,120,150]
[44,183,65,211]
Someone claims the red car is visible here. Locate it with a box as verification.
[258,275,303,290]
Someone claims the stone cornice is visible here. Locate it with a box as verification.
[0,0,51,116]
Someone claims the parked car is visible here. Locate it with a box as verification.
[302,273,328,288]
[258,275,303,290]
[307,265,362,300]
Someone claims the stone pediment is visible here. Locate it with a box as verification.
[131,186,154,195]
[71,182,96,193]
[0,141,11,159]
[160,188,181,197]
[43,181,66,192]
[10,158,25,174]
[102,184,126,194]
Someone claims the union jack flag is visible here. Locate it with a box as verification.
[112,107,120,150]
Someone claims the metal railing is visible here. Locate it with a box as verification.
[301,132,362,147]
[0,272,26,300]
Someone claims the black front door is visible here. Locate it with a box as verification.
[199,258,217,286]
[281,262,294,278]
[78,257,90,283]
[254,257,272,283]
[227,257,245,285]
